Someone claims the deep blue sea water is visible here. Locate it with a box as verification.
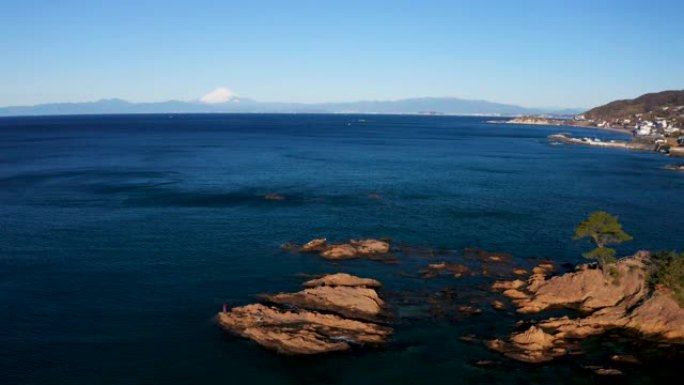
[1,114,682,385]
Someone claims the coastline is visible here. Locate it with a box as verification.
[548,133,651,151]
[489,119,632,135]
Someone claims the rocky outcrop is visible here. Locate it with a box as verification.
[217,304,391,355]
[520,256,646,313]
[627,292,684,339]
[351,239,391,254]
[285,238,392,261]
[303,273,381,288]
[492,279,526,291]
[486,326,571,363]
[321,244,358,259]
[263,285,385,321]
[217,273,392,354]
[488,252,684,363]
[300,238,328,252]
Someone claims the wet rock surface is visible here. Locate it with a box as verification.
[217,273,392,354]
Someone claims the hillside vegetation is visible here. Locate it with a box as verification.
[584,90,684,125]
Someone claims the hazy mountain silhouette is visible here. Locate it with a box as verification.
[0,97,582,116]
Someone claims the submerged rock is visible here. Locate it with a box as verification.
[420,262,470,278]
[458,305,483,315]
[594,368,623,376]
[264,193,285,200]
[465,248,512,264]
[610,354,641,365]
[217,273,392,354]
[492,279,526,291]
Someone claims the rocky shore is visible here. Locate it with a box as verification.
[217,238,684,368]
[487,251,684,363]
[548,133,651,151]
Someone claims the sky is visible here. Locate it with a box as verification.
[1,0,683,109]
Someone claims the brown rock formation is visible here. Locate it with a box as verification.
[217,273,392,355]
[320,244,358,260]
[486,326,569,363]
[289,238,392,261]
[487,252,684,363]
[351,239,391,254]
[492,279,526,291]
[520,256,646,313]
[217,304,391,355]
[303,273,381,288]
[264,285,385,321]
[300,238,328,252]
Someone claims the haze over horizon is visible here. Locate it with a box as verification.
[1,0,683,109]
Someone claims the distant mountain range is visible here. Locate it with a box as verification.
[0,96,582,117]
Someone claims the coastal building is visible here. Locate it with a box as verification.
[635,121,654,136]
[665,126,681,135]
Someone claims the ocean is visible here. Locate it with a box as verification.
[1,114,682,384]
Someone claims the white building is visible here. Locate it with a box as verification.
[635,121,654,136]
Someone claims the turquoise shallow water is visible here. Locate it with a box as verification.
[1,114,682,384]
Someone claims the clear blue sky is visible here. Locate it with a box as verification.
[1,0,682,108]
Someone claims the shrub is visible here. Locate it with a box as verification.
[649,251,684,307]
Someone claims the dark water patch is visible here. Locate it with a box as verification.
[0,168,179,188]
[120,186,384,209]
[463,165,522,175]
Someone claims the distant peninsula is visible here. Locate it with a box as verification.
[500,90,684,134]
[499,90,684,161]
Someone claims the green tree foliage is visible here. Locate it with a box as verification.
[574,211,632,275]
[649,251,684,307]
